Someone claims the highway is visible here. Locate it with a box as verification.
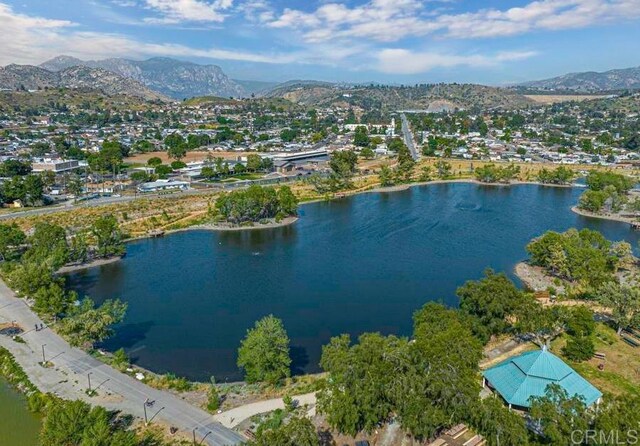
[400,113,420,161]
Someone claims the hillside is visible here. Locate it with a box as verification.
[0,64,167,101]
[40,56,246,100]
[521,66,640,92]
[0,88,159,114]
[265,82,534,112]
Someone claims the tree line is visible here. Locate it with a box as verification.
[215,185,298,224]
[0,216,126,348]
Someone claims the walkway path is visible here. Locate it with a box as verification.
[214,393,317,428]
[0,279,245,446]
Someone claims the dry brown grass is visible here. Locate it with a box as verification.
[524,94,608,104]
[125,150,248,165]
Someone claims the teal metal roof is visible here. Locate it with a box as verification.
[483,347,602,408]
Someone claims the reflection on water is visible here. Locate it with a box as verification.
[0,379,40,446]
[66,183,640,381]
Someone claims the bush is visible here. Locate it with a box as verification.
[562,335,595,362]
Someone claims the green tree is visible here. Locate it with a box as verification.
[328,151,358,190]
[360,146,374,159]
[91,215,125,258]
[237,315,291,384]
[598,281,640,334]
[435,160,452,179]
[40,399,137,446]
[250,415,318,446]
[67,175,84,201]
[167,144,187,161]
[471,397,530,446]
[33,283,76,318]
[207,376,221,411]
[58,298,127,348]
[247,154,263,171]
[529,384,589,445]
[594,394,640,445]
[0,223,25,261]
[378,165,395,187]
[147,157,162,166]
[353,126,370,147]
[457,269,526,343]
[585,171,633,194]
[24,222,69,269]
[201,166,216,180]
[397,303,483,439]
[318,332,401,436]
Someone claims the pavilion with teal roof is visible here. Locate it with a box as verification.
[482,346,602,410]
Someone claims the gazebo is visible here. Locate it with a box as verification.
[482,346,602,410]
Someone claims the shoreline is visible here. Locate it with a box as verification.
[571,205,639,226]
[324,178,580,202]
[58,256,123,274]
[125,216,299,243]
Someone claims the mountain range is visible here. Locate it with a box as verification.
[0,64,166,101]
[2,55,640,107]
[521,66,640,92]
[39,56,248,99]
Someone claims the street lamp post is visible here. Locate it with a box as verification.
[192,428,212,445]
[41,344,47,363]
[143,401,148,425]
[87,372,93,392]
[200,431,212,445]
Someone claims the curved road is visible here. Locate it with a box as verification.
[0,279,244,446]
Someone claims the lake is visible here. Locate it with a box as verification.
[66,183,640,381]
[0,378,41,446]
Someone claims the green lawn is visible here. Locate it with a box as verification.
[550,323,640,397]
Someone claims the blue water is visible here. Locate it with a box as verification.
[66,183,640,381]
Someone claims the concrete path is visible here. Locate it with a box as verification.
[0,279,245,446]
[214,392,317,428]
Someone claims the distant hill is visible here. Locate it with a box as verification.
[233,79,280,96]
[264,82,534,112]
[0,64,167,101]
[40,55,246,100]
[521,66,640,92]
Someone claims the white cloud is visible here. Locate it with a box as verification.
[377,49,538,74]
[0,3,291,66]
[143,0,234,23]
[268,0,640,42]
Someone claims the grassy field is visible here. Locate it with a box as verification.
[551,323,640,397]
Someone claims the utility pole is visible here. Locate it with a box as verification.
[87,372,93,392]
[41,344,46,363]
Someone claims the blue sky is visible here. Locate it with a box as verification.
[1,0,640,84]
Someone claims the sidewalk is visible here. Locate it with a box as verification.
[214,392,317,428]
[0,279,244,446]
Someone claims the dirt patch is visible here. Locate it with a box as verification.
[515,262,566,294]
[125,150,248,165]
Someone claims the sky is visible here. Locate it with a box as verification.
[1,0,640,84]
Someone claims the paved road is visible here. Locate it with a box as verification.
[0,280,245,446]
[400,113,420,161]
[214,393,317,428]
